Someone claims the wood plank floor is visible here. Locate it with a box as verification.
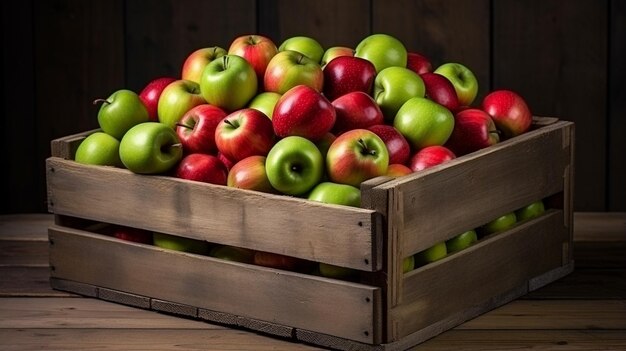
[1,212,624,350]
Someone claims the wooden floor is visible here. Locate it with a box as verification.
[1,213,625,350]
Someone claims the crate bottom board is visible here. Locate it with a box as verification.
[50,262,573,351]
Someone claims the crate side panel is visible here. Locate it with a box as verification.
[48,226,380,344]
[45,157,378,271]
[391,210,568,338]
[393,122,573,255]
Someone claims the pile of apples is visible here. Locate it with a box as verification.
[74,33,536,277]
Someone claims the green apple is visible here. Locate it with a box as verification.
[393,97,455,149]
[446,229,478,253]
[307,182,361,207]
[320,46,354,67]
[74,132,122,167]
[265,136,323,196]
[319,263,358,280]
[153,232,209,254]
[95,89,149,140]
[403,255,415,273]
[482,212,517,235]
[248,91,282,119]
[434,62,479,106]
[209,245,255,264]
[279,36,325,64]
[157,79,206,129]
[373,66,425,120]
[516,200,546,221]
[414,242,447,266]
[200,55,258,112]
[354,33,407,73]
[119,122,183,174]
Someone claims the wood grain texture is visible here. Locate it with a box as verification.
[371,0,491,100]
[380,122,572,255]
[574,212,626,241]
[390,210,568,339]
[46,157,379,270]
[0,267,70,297]
[0,214,52,241]
[0,240,48,266]
[48,226,381,344]
[493,0,608,211]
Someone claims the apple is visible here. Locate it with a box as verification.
[406,52,432,75]
[181,46,227,84]
[278,36,325,64]
[200,55,257,112]
[265,136,324,195]
[175,153,228,185]
[434,62,479,107]
[410,145,456,172]
[386,163,412,177]
[227,155,275,193]
[157,80,206,129]
[218,151,235,171]
[326,129,389,187]
[374,66,425,120]
[331,91,384,135]
[319,263,358,280]
[119,122,183,174]
[254,251,309,271]
[516,200,545,221]
[414,242,447,266]
[403,256,415,273]
[446,230,478,253]
[482,90,533,139]
[320,46,354,67]
[421,72,460,112]
[367,124,411,165]
[111,225,153,244]
[323,56,376,101]
[394,97,455,150]
[94,89,149,140]
[153,232,209,255]
[228,34,278,86]
[272,85,335,141]
[315,132,336,160]
[481,212,517,235]
[214,108,275,162]
[247,91,282,119]
[307,182,361,208]
[445,108,500,156]
[139,77,177,121]
[74,132,123,167]
[354,33,407,73]
[209,245,255,263]
[264,50,323,94]
[175,104,227,155]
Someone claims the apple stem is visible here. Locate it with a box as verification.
[224,119,236,128]
[223,55,229,69]
[92,98,110,106]
[358,138,377,156]
[175,123,192,130]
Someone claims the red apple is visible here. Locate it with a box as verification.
[315,132,336,160]
[421,72,460,112]
[326,129,389,187]
[181,46,227,84]
[272,85,336,141]
[218,151,235,171]
[367,124,411,165]
[386,163,412,177]
[445,108,500,156]
[322,56,377,101]
[228,34,278,88]
[406,52,432,75]
[112,225,153,244]
[227,155,275,193]
[175,104,227,155]
[482,90,533,139]
[253,251,307,271]
[331,91,384,135]
[410,145,456,172]
[215,108,275,161]
[139,77,177,121]
[175,153,228,185]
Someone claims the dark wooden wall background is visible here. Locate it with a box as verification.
[2,0,624,214]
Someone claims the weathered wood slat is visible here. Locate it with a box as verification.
[48,226,381,344]
[378,121,573,256]
[0,214,53,241]
[0,267,70,297]
[0,240,48,266]
[574,212,626,241]
[46,157,380,271]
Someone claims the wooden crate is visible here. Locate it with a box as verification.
[46,118,575,350]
